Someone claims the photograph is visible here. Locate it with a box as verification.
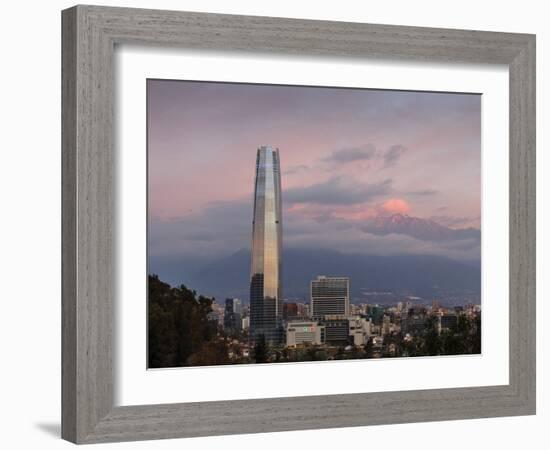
[147,79,482,368]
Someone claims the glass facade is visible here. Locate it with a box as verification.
[310,276,350,319]
[250,146,283,344]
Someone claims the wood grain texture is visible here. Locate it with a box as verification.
[61,7,77,443]
[61,4,536,444]
[508,36,536,408]
[62,5,114,443]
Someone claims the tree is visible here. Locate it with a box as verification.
[470,314,481,354]
[148,274,223,368]
[423,316,442,356]
[364,338,374,358]
[187,340,231,366]
[350,345,361,359]
[442,330,464,355]
[305,344,327,361]
[281,347,290,362]
[253,334,269,363]
[382,333,402,357]
[401,336,418,357]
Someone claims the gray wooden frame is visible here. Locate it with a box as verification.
[62,4,536,444]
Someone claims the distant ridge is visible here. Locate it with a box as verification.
[361,213,480,242]
[150,247,480,304]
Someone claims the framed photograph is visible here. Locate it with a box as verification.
[62,5,535,444]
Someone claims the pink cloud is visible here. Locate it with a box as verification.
[380,198,411,215]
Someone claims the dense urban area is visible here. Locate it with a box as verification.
[148,274,481,368]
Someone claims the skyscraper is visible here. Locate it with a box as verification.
[250,146,283,344]
[224,298,242,332]
[310,276,350,319]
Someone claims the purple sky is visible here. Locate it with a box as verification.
[148,79,481,265]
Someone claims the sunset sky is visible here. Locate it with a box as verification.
[148,79,481,268]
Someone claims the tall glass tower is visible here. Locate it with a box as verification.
[250,146,283,345]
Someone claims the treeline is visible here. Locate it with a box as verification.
[148,274,229,368]
[396,314,482,358]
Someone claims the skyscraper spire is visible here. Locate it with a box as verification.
[249,146,283,344]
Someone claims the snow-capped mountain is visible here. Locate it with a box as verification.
[361,213,480,242]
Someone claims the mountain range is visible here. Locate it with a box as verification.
[149,213,481,304]
[150,248,479,305]
[361,213,480,242]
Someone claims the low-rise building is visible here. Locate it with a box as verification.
[286,321,325,347]
[348,316,371,346]
[320,315,350,346]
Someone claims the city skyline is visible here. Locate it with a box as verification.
[148,80,481,289]
[148,268,481,367]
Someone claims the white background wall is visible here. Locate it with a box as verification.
[0,1,546,449]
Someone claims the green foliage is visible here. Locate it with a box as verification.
[252,334,269,363]
[407,313,481,357]
[186,339,231,366]
[423,316,442,356]
[364,337,374,358]
[381,333,403,357]
[148,274,220,368]
[304,344,328,361]
[471,314,482,353]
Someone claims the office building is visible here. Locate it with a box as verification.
[368,305,385,325]
[224,298,242,332]
[310,276,350,319]
[285,321,325,347]
[249,146,283,344]
[320,315,350,346]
